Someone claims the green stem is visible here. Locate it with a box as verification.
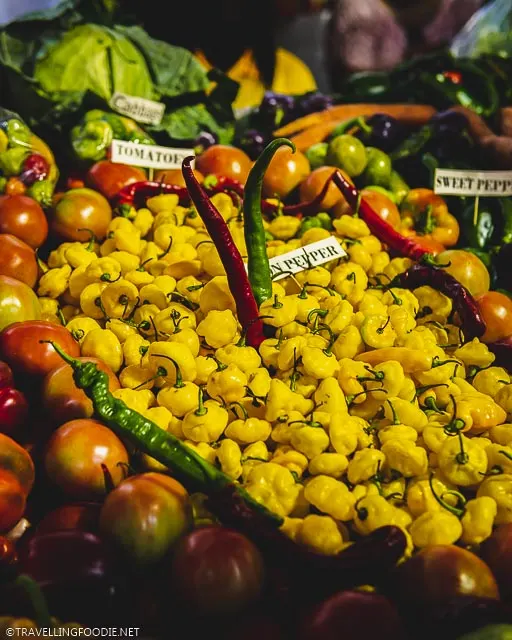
[77,228,96,251]
[206,353,227,371]
[195,386,207,416]
[428,473,465,518]
[230,401,249,420]
[14,574,52,629]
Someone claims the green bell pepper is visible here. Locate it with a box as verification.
[455,624,512,640]
[71,120,113,162]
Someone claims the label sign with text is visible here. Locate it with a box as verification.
[264,236,346,281]
[434,168,512,196]
[110,140,195,170]
[109,92,165,126]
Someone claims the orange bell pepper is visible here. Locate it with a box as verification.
[400,188,460,248]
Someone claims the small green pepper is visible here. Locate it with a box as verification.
[326,134,367,177]
[364,185,397,203]
[316,212,333,231]
[27,179,54,207]
[5,118,31,147]
[454,624,512,640]
[299,216,323,236]
[0,147,30,176]
[71,120,113,162]
[388,170,409,205]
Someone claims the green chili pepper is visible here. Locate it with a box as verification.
[26,179,54,207]
[243,138,293,306]
[388,170,409,205]
[0,147,30,176]
[5,118,31,147]
[46,341,283,526]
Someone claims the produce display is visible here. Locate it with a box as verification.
[1,6,512,640]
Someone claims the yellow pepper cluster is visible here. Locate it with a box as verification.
[35,194,512,557]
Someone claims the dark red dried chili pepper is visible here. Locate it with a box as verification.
[207,484,407,605]
[487,335,512,369]
[181,157,265,348]
[114,181,190,209]
[333,171,429,261]
[262,170,336,218]
[390,262,486,340]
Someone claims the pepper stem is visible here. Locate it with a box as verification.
[272,294,283,309]
[428,473,465,518]
[77,228,96,251]
[386,399,400,425]
[148,356,184,389]
[195,386,207,417]
[39,340,77,367]
[133,365,167,390]
[230,401,249,420]
[206,353,227,372]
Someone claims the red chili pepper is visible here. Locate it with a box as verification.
[390,262,486,340]
[114,181,191,208]
[181,157,265,348]
[332,171,429,261]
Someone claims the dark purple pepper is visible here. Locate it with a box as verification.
[430,109,469,137]
[390,262,486,340]
[295,92,334,117]
[238,129,268,160]
[356,113,407,152]
[487,335,512,369]
[19,154,49,186]
[193,131,218,155]
[256,92,295,130]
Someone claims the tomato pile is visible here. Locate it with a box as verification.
[1,107,512,640]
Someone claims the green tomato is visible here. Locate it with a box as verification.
[364,185,397,203]
[363,147,391,187]
[305,142,328,170]
[326,134,367,177]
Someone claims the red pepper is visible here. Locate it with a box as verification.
[181,157,265,348]
[114,181,190,209]
[0,361,28,437]
[332,171,429,261]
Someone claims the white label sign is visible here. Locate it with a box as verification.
[110,140,195,170]
[265,236,347,281]
[434,169,512,196]
[109,92,165,125]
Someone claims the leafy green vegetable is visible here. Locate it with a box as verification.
[34,24,155,100]
[0,3,239,157]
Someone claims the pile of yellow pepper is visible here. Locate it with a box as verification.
[35,193,512,557]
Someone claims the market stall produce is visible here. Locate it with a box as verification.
[1,4,512,639]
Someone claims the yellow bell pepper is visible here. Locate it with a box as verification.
[272,448,309,478]
[453,338,495,369]
[216,439,243,480]
[290,421,330,459]
[313,376,348,415]
[181,389,228,443]
[196,309,238,349]
[297,514,345,555]
[333,215,370,239]
[347,448,386,485]
[206,361,248,404]
[381,439,428,478]
[146,342,196,385]
[473,367,510,397]
[355,347,431,373]
[477,474,512,524]
[409,511,462,548]
[308,453,349,478]
[265,379,314,422]
[438,434,488,486]
[37,264,72,299]
[331,325,364,360]
[157,380,199,418]
[461,496,497,545]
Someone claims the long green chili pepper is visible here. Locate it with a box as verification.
[243,138,294,306]
[45,341,282,526]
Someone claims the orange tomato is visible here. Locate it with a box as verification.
[437,250,490,298]
[298,166,346,212]
[361,189,401,229]
[196,145,252,184]
[0,432,35,496]
[401,188,459,247]
[476,291,512,344]
[0,469,26,533]
[262,145,310,199]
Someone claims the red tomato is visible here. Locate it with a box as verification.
[0,386,29,438]
[437,249,490,298]
[0,320,80,377]
[42,357,120,425]
[476,291,512,344]
[44,419,129,500]
[262,145,310,199]
[0,469,26,533]
[99,472,192,567]
[390,545,499,609]
[298,590,407,640]
[169,525,265,615]
[0,275,41,332]
[361,188,401,228]
[51,188,113,243]
[155,168,205,187]
[86,160,147,200]
[0,234,38,288]
[480,523,512,602]
[0,194,48,249]
[36,502,101,535]
[298,166,348,212]
[0,433,35,497]
[196,145,252,184]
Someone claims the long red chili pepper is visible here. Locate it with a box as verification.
[333,171,429,261]
[181,156,265,348]
[262,171,336,217]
